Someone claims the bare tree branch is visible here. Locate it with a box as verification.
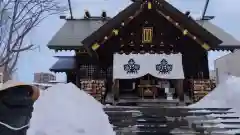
[12,44,34,52]
[0,0,67,81]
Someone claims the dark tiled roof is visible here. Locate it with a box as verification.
[82,2,141,46]
[47,2,239,51]
[82,0,222,48]
[196,20,240,50]
[50,55,101,72]
[50,56,76,72]
[47,18,108,49]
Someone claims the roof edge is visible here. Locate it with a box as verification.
[48,45,85,50]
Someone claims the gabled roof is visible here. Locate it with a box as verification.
[50,55,100,72]
[82,0,222,49]
[47,1,240,52]
[50,56,76,72]
[196,20,240,50]
[47,17,109,50]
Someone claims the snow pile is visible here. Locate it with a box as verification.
[27,83,115,135]
[190,76,240,113]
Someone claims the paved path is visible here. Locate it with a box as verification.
[104,107,240,135]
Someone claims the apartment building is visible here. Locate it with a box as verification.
[34,72,56,83]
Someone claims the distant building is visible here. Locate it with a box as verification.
[215,50,240,84]
[34,72,56,83]
[209,70,217,81]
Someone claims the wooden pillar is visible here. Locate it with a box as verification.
[66,72,78,86]
[175,79,184,101]
[66,72,71,83]
[202,51,210,79]
[76,71,80,87]
[113,79,119,101]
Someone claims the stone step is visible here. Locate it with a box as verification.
[104,107,240,134]
[104,106,231,111]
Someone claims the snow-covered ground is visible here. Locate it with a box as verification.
[26,75,240,135]
[189,76,240,134]
[27,83,115,135]
[190,76,240,113]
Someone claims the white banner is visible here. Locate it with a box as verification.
[149,53,185,79]
[113,53,185,79]
[113,53,148,79]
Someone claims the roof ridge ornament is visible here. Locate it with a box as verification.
[84,10,91,18]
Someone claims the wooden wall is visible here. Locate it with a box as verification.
[94,8,209,79]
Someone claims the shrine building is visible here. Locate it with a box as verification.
[47,0,240,105]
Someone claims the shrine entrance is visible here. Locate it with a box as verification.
[117,75,184,100]
[113,53,185,102]
[119,79,137,97]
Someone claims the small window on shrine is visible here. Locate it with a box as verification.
[142,27,153,43]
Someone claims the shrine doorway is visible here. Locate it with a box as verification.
[113,53,185,101]
[117,74,178,99]
[119,79,138,98]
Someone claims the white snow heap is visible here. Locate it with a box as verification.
[190,76,240,113]
[188,76,240,134]
[27,83,115,135]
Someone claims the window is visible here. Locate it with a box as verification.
[79,65,110,79]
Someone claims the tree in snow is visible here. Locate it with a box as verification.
[0,0,67,81]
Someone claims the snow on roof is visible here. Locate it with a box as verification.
[27,83,115,135]
[48,80,65,83]
[31,82,54,87]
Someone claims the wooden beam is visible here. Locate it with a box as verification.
[155,9,210,50]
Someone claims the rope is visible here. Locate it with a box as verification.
[0,121,29,131]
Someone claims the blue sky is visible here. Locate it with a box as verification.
[16,0,240,83]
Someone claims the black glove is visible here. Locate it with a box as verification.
[0,85,39,135]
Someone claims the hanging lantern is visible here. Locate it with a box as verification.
[91,43,100,50]
[183,29,188,35]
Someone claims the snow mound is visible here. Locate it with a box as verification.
[190,76,240,112]
[27,83,115,135]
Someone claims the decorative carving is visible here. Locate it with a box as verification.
[142,27,153,43]
[123,59,140,74]
[156,59,173,74]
